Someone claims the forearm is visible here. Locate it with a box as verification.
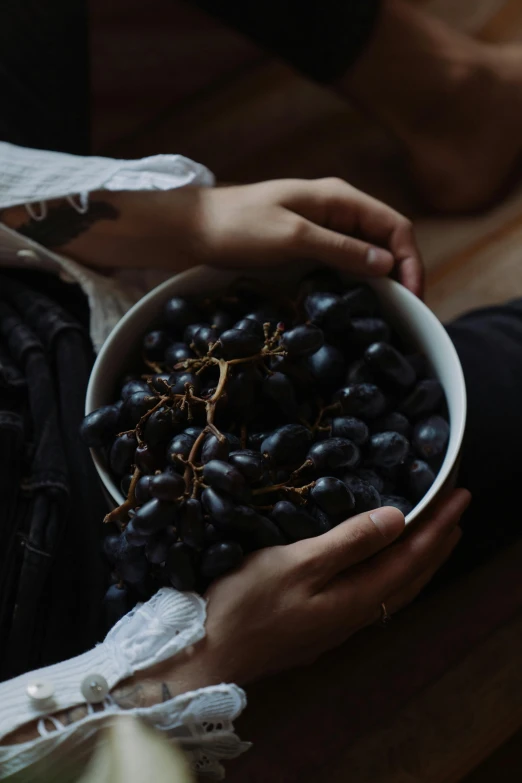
[0,639,223,747]
[0,189,204,272]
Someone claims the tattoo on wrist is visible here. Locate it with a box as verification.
[14,200,119,248]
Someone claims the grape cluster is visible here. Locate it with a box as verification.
[81,270,449,627]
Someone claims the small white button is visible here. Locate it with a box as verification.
[26,680,55,704]
[16,249,38,261]
[81,674,109,704]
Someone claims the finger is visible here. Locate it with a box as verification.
[385,526,462,616]
[293,505,405,587]
[284,179,424,296]
[357,489,471,605]
[292,220,395,278]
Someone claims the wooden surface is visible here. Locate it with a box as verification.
[225,540,522,783]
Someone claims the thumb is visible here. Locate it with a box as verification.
[294,505,405,587]
[293,221,395,277]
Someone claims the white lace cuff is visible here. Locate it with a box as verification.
[0,589,249,780]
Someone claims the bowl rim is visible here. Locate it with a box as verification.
[86,268,467,524]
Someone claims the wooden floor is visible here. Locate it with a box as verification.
[90,0,522,779]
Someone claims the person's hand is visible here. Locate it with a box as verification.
[142,489,469,695]
[186,178,424,297]
[8,178,423,297]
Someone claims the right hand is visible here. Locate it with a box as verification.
[161,489,469,690]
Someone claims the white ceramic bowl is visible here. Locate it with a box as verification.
[86,265,467,523]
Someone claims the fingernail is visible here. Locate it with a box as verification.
[370,507,405,540]
[366,247,394,269]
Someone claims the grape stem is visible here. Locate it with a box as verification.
[103,466,141,525]
[184,428,209,494]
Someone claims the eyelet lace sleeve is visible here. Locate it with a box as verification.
[0,589,249,781]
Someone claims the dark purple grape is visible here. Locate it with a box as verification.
[407,459,436,503]
[163,296,199,331]
[281,324,324,358]
[247,431,271,451]
[271,501,323,541]
[334,384,387,419]
[143,330,170,362]
[117,557,150,585]
[210,310,234,332]
[169,372,201,396]
[164,341,194,367]
[120,473,133,497]
[192,326,220,356]
[80,404,120,447]
[201,433,230,463]
[245,306,280,330]
[356,468,384,494]
[121,378,149,400]
[202,460,249,502]
[311,477,355,518]
[372,412,411,438]
[167,432,195,464]
[183,322,209,347]
[203,523,221,545]
[143,407,182,447]
[368,432,410,469]
[229,450,266,483]
[135,443,158,474]
[178,499,205,548]
[201,488,235,528]
[261,424,313,467]
[341,285,378,317]
[133,498,177,534]
[263,372,298,418]
[184,426,204,440]
[166,542,196,591]
[110,433,137,476]
[380,495,413,517]
[102,584,132,630]
[346,359,374,385]
[227,366,262,417]
[400,379,444,420]
[304,292,350,331]
[307,438,360,472]
[149,471,185,502]
[145,526,177,564]
[350,318,391,348]
[331,416,369,445]
[364,342,416,389]
[135,475,152,504]
[232,506,286,549]
[149,373,171,393]
[219,328,263,359]
[121,391,157,428]
[200,542,243,581]
[269,355,314,391]
[342,475,382,514]
[124,518,150,546]
[413,416,449,460]
[234,318,264,337]
[307,344,345,387]
[311,506,333,533]
[102,534,134,564]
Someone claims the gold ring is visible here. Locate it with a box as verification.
[380,602,391,626]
